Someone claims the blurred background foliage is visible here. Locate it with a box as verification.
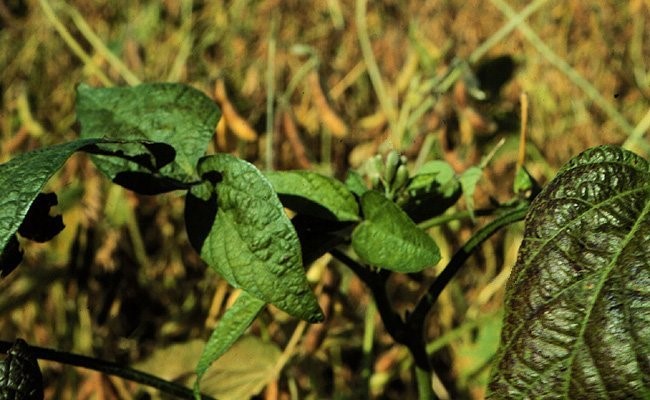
[0,0,648,398]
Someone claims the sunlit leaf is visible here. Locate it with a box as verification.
[185,154,324,323]
[77,83,221,193]
[0,138,175,274]
[265,170,360,222]
[352,190,440,272]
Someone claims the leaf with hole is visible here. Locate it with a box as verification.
[488,145,650,399]
[185,154,323,323]
[352,190,440,272]
[77,83,221,193]
[0,138,175,275]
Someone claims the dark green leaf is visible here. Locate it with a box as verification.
[0,138,175,274]
[291,214,352,266]
[186,154,324,323]
[77,83,221,190]
[265,170,360,222]
[352,190,440,272]
[193,291,265,398]
[488,145,650,399]
[0,339,43,400]
[0,236,22,278]
[0,139,98,265]
[397,160,461,222]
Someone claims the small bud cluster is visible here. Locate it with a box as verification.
[364,150,410,200]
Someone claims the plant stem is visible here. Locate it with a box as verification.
[415,364,436,400]
[329,249,430,371]
[37,0,113,86]
[417,208,497,230]
[355,0,399,147]
[489,0,636,140]
[265,14,278,170]
[408,203,529,330]
[0,340,215,400]
[361,300,376,396]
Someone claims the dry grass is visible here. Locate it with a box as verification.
[0,0,648,399]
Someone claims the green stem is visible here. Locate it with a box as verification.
[361,301,376,396]
[415,364,436,400]
[0,340,215,399]
[408,203,529,330]
[265,14,278,170]
[417,208,497,230]
[355,0,399,146]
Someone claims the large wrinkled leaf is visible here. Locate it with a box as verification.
[352,190,440,272]
[488,146,650,399]
[185,154,323,323]
[77,83,220,191]
[264,170,360,222]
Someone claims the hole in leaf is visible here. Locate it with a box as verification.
[18,192,64,243]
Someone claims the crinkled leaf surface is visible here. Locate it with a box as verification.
[352,190,440,272]
[265,170,360,221]
[488,146,650,399]
[0,339,43,400]
[186,154,323,323]
[77,83,220,189]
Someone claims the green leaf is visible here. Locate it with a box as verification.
[488,145,650,399]
[77,83,221,191]
[0,140,92,249]
[0,339,43,400]
[459,166,482,217]
[345,169,369,197]
[193,291,265,398]
[185,154,324,323]
[352,190,440,272]
[397,160,461,222]
[0,138,175,274]
[264,170,360,222]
